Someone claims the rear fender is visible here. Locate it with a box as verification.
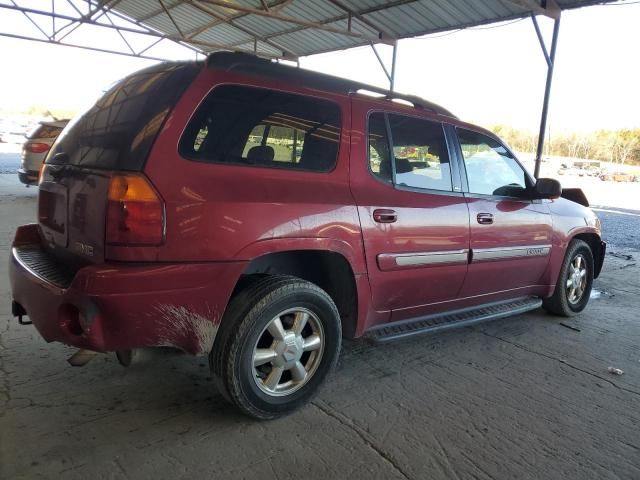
[234,237,367,275]
[233,238,383,337]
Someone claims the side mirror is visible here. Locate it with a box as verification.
[535,178,562,199]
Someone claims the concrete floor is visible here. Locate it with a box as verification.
[1,180,639,480]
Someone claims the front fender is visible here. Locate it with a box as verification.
[544,225,603,291]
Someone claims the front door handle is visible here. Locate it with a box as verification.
[373,209,398,223]
[477,213,494,225]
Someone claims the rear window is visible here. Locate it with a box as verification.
[179,85,341,172]
[47,62,200,171]
[29,125,63,140]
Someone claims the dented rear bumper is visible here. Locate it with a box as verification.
[10,224,246,355]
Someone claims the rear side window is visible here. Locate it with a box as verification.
[241,124,305,163]
[180,85,341,172]
[29,125,63,139]
[47,62,200,171]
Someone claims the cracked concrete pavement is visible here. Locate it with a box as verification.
[1,179,639,479]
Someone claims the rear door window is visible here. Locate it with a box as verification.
[367,112,452,192]
[388,114,452,192]
[368,112,392,183]
[180,85,341,172]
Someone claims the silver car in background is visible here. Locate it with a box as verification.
[18,119,69,185]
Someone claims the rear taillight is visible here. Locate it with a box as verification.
[25,142,50,153]
[106,174,164,246]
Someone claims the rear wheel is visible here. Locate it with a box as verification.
[210,275,341,419]
[543,239,594,316]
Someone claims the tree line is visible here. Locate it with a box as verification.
[491,125,640,166]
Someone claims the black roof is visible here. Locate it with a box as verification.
[206,51,456,119]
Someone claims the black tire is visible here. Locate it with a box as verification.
[543,239,594,317]
[210,275,341,420]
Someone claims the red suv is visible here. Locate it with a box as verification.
[10,53,605,419]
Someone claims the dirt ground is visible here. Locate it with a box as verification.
[1,179,639,480]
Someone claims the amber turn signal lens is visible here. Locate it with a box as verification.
[106,174,164,246]
[108,174,159,202]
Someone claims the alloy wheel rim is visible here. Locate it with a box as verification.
[251,307,324,397]
[566,254,588,305]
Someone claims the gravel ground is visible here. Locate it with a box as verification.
[594,207,640,250]
[1,177,639,479]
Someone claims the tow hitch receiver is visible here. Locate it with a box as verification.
[12,301,32,325]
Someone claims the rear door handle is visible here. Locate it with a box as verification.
[373,209,398,223]
[477,213,494,224]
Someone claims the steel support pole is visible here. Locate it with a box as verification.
[370,42,391,82]
[534,16,560,179]
[390,42,398,92]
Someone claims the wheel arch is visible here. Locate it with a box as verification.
[227,249,360,339]
[570,231,605,279]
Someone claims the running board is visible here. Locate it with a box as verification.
[364,297,543,343]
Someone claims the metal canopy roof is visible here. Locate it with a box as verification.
[0,0,621,178]
[108,0,613,59]
[0,1,617,61]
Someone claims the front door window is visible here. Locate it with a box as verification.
[457,129,527,197]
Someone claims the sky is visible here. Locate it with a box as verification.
[0,1,639,132]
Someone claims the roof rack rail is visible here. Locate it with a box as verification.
[206,51,456,119]
[351,88,456,118]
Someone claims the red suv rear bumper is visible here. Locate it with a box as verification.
[10,224,245,355]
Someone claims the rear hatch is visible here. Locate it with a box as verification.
[38,61,200,268]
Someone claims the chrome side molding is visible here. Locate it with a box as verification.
[473,245,551,263]
[377,250,468,271]
[377,244,551,270]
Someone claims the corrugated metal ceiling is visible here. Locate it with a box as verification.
[111,0,617,58]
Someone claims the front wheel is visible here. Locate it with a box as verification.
[210,275,341,420]
[543,239,594,316]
